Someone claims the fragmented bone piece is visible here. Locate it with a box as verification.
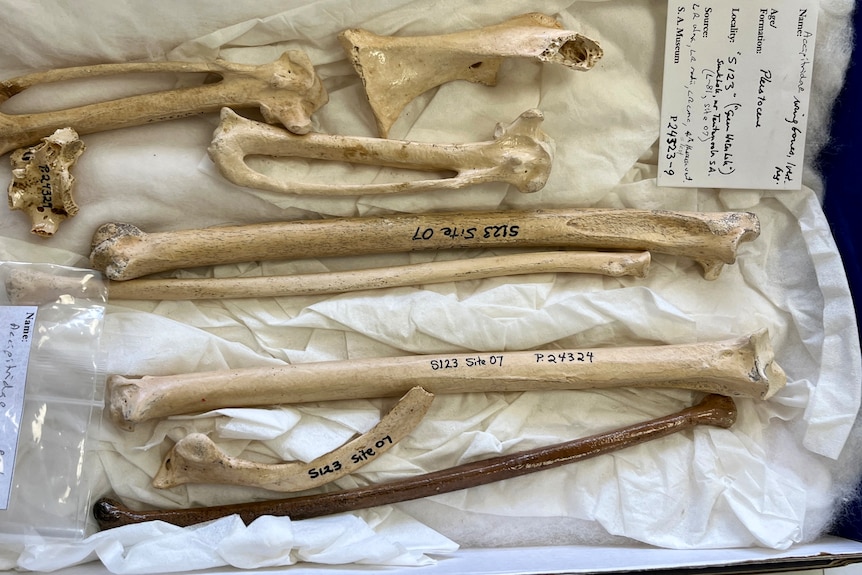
[153,387,434,492]
[7,128,84,237]
[339,12,603,136]
[107,330,783,431]
[6,250,650,303]
[94,394,737,529]
[0,51,327,154]
[209,107,553,195]
[89,209,760,282]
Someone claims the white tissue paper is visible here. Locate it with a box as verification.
[0,0,860,572]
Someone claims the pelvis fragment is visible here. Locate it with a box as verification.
[7,128,84,237]
[339,13,603,136]
[208,107,553,195]
[0,51,327,155]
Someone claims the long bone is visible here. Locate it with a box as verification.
[89,208,760,282]
[6,250,650,303]
[153,387,434,492]
[339,12,603,137]
[0,51,327,154]
[108,330,783,431]
[208,107,553,195]
[94,393,737,529]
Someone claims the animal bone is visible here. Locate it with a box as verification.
[6,250,649,303]
[339,12,603,137]
[94,394,737,529]
[108,330,783,431]
[153,387,433,492]
[7,127,84,237]
[89,209,760,282]
[208,107,553,195]
[0,51,327,154]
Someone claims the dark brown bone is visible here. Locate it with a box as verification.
[94,394,736,530]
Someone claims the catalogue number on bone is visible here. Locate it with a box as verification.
[307,434,393,480]
[430,355,505,370]
[658,0,818,190]
[412,225,519,242]
[20,150,57,211]
[429,351,594,370]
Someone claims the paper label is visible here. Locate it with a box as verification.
[0,306,37,509]
[658,1,818,189]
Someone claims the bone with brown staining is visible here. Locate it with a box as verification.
[339,12,603,137]
[153,387,433,492]
[7,128,84,237]
[89,209,760,282]
[108,330,783,431]
[0,51,327,155]
[6,250,649,303]
[94,393,737,529]
[208,107,553,195]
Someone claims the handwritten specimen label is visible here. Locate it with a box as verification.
[658,0,818,189]
[0,306,37,509]
[307,435,393,481]
[427,352,594,371]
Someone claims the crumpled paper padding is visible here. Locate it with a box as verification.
[17,509,457,573]
[0,0,858,568]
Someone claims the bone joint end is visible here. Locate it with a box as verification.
[748,329,787,400]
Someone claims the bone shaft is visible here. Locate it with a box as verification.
[5,252,646,304]
[110,331,781,428]
[90,209,759,281]
[93,394,736,529]
[0,61,223,98]
[245,130,494,172]
[0,84,245,154]
[106,251,648,300]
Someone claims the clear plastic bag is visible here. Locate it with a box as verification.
[0,262,107,541]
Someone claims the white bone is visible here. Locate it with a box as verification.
[208,107,553,195]
[0,51,327,154]
[339,12,603,136]
[7,128,84,237]
[89,209,760,282]
[108,330,785,431]
[6,250,649,303]
[152,387,433,492]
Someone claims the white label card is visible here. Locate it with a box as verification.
[658,0,818,190]
[0,306,37,510]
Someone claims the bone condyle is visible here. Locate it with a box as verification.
[339,12,603,137]
[208,107,553,195]
[7,127,85,237]
[0,51,328,154]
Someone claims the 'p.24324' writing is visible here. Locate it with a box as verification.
[534,351,594,363]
